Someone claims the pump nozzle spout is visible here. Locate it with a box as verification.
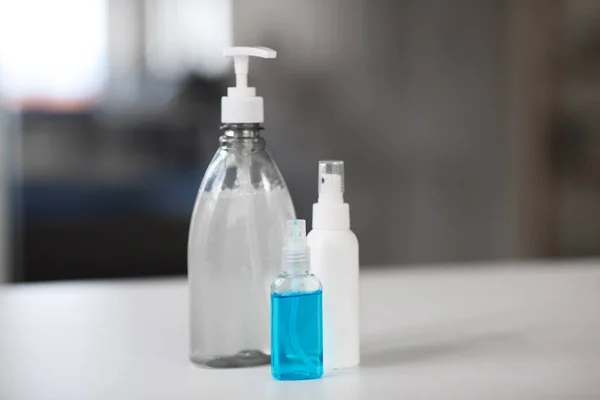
[223,47,276,89]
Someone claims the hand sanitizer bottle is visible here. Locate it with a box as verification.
[270,220,323,380]
[188,47,295,368]
[307,161,360,371]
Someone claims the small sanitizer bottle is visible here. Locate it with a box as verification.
[270,220,323,380]
[307,161,360,371]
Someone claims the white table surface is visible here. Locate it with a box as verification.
[1,261,600,399]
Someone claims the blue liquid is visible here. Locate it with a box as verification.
[271,290,323,380]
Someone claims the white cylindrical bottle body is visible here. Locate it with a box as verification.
[307,228,359,370]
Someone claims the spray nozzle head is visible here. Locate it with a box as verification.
[285,219,307,246]
[318,160,345,203]
[221,46,277,124]
[282,219,310,272]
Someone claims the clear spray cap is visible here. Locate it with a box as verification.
[318,160,344,203]
[282,219,310,272]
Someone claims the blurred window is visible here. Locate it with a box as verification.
[0,0,107,110]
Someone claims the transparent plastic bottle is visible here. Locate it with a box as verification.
[188,123,295,367]
[270,220,323,380]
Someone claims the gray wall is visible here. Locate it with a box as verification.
[235,0,516,265]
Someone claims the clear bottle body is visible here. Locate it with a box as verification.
[188,124,295,367]
[270,271,323,380]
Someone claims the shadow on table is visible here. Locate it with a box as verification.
[361,322,524,368]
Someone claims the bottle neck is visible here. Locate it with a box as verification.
[219,123,265,152]
[282,247,311,274]
[312,202,350,230]
[283,268,310,275]
[221,123,262,138]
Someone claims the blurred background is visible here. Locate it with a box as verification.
[0,0,599,282]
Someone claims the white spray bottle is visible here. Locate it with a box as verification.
[307,160,360,370]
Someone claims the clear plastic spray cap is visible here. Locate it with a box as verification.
[318,160,344,203]
[282,219,310,272]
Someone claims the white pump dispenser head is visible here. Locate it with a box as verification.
[222,46,276,124]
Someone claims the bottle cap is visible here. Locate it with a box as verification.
[221,46,276,123]
[313,161,350,229]
[318,160,344,203]
[282,219,310,272]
